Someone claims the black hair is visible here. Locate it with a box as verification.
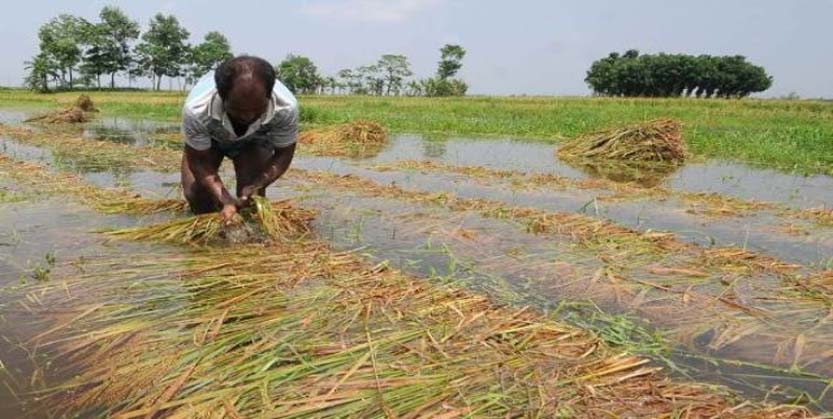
[214,55,276,100]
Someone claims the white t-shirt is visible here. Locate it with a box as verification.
[181,73,299,151]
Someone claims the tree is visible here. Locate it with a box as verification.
[376,54,412,95]
[79,20,115,88]
[419,44,468,97]
[585,50,772,98]
[134,14,191,90]
[38,14,88,88]
[188,31,233,84]
[356,65,384,95]
[405,80,423,96]
[24,53,58,92]
[336,68,357,94]
[98,6,140,88]
[437,44,466,80]
[423,78,468,97]
[276,54,321,94]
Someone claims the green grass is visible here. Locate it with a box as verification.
[1,89,831,175]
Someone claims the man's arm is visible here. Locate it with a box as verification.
[239,143,296,201]
[184,145,239,208]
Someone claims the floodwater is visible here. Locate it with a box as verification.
[295,155,833,267]
[371,135,833,210]
[48,116,833,210]
[2,111,833,412]
[0,198,175,418]
[83,116,179,148]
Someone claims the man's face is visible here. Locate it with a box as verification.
[225,80,269,128]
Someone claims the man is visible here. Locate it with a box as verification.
[181,55,298,223]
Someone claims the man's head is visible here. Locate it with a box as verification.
[215,55,276,128]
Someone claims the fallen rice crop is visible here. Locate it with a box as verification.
[23,94,99,124]
[0,154,185,215]
[106,196,315,245]
[557,118,687,164]
[18,208,811,418]
[4,124,833,385]
[298,120,387,157]
[0,123,179,172]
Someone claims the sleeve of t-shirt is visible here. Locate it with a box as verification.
[269,105,299,149]
[181,108,212,151]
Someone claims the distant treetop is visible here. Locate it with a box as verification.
[585,50,772,98]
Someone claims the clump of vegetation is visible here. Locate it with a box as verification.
[72,94,97,112]
[26,106,89,124]
[106,197,315,245]
[557,118,687,164]
[299,120,387,157]
[24,212,810,418]
[24,94,100,124]
[586,50,772,98]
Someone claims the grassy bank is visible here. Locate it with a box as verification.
[1,89,831,175]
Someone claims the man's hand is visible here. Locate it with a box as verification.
[238,184,260,207]
[219,203,239,225]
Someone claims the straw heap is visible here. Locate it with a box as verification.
[558,118,687,164]
[73,94,98,112]
[105,196,316,245]
[25,94,98,124]
[299,120,387,157]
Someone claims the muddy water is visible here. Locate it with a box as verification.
[371,135,833,210]
[277,185,833,409]
[0,198,171,418]
[294,156,833,267]
[7,111,831,210]
[83,116,178,148]
[2,113,833,411]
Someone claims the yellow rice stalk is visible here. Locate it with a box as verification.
[0,124,179,171]
[105,197,315,245]
[558,118,687,164]
[298,120,387,157]
[24,95,98,124]
[21,226,811,418]
[0,154,185,215]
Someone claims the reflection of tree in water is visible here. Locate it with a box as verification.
[421,138,448,159]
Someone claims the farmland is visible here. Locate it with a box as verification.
[0,91,832,417]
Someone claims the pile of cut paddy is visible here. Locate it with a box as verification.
[22,205,810,418]
[557,118,687,164]
[106,196,316,245]
[299,119,387,157]
[25,94,98,124]
[73,94,98,112]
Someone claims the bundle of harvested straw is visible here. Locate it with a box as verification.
[299,120,387,157]
[25,94,99,124]
[26,107,89,124]
[106,197,315,245]
[73,94,98,112]
[558,118,687,164]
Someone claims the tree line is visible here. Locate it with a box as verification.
[276,44,467,97]
[26,7,232,92]
[585,50,772,98]
[24,7,468,97]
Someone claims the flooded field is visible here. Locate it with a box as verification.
[1,110,832,416]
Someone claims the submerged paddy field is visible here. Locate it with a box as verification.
[0,91,832,417]
[1,89,832,175]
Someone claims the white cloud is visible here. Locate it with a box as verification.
[301,0,446,23]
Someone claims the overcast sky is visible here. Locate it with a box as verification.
[1,0,831,97]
